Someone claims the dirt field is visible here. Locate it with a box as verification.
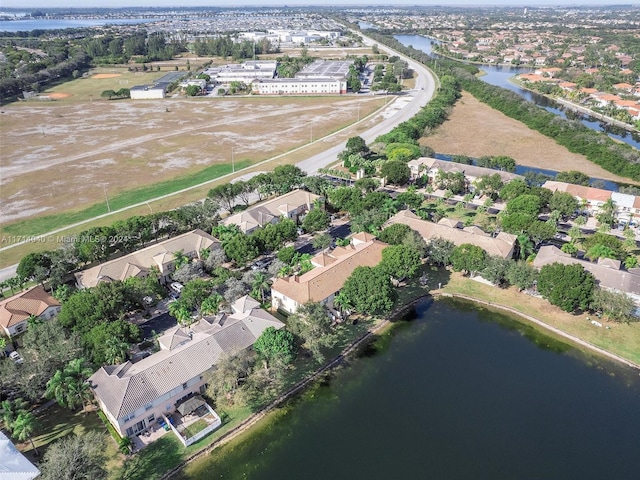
[422,92,640,185]
[92,73,122,79]
[0,95,381,225]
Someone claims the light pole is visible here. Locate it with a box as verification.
[102,184,111,212]
[231,146,235,173]
[310,124,313,143]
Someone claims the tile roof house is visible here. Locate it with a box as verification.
[385,210,517,260]
[0,285,61,338]
[89,295,283,439]
[542,180,640,221]
[532,246,640,303]
[271,232,388,313]
[222,189,321,234]
[75,229,219,288]
[407,157,523,185]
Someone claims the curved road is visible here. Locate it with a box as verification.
[298,33,437,174]
[0,34,437,281]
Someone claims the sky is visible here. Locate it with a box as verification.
[1,1,636,10]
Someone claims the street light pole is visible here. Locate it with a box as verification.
[103,184,111,212]
[231,146,235,173]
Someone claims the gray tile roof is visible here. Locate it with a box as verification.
[89,298,283,421]
[533,245,640,297]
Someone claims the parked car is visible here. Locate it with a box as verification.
[9,351,23,364]
[170,282,184,294]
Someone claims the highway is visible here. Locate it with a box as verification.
[0,34,437,282]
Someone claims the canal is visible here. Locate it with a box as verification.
[179,297,640,479]
[394,34,640,150]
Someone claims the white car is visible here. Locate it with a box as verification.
[170,282,184,294]
[9,351,23,364]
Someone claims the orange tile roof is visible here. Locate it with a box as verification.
[0,286,60,329]
[272,237,387,305]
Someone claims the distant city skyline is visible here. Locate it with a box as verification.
[1,1,635,10]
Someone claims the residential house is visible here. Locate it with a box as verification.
[0,286,61,338]
[533,246,640,304]
[89,295,283,439]
[385,210,517,260]
[222,189,321,234]
[75,229,219,289]
[407,157,523,185]
[541,181,640,222]
[271,232,387,313]
[0,431,40,480]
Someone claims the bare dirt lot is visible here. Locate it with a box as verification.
[422,92,640,186]
[0,95,381,224]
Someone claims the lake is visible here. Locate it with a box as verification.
[179,297,640,479]
[394,34,640,150]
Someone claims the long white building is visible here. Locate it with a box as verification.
[252,77,347,95]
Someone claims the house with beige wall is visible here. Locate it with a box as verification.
[385,210,517,260]
[271,232,387,314]
[75,229,219,288]
[0,286,61,338]
[222,189,321,234]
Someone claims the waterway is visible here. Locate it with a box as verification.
[394,34,640,150]
[179,297,640,479]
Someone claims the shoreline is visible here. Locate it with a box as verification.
[163,288,639,479]
[434,291,640,371]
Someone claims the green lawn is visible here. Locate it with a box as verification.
[16,404,122,470]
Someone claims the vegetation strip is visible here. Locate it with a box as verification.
[435,292,640,370]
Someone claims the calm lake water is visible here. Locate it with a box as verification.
[179,297,640,480]
[394,34,640,149]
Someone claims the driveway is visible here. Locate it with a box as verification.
[140,312,177,340]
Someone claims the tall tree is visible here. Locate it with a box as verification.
[336,266,396,315]
[537,263,596,313]
[253,327,295,369]
[1,397,28,433]
[287,302,338,363]
[45,358,94,414]
[379,244,422,282]
[12,411,38,456]
[450,244,487,276]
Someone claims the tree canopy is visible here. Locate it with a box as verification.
[253,327,296,369]
[537,263,595,312]
[336,266,396,315]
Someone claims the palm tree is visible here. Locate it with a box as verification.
[201,293,223,316]
[45,358,94,414]
[169,299,192,326]
[1,398,28,432]
[251,272,270,303]
[12,411,38,456]
[516,234,535,260]
[173,250,189,269]
[104,337,129,365]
